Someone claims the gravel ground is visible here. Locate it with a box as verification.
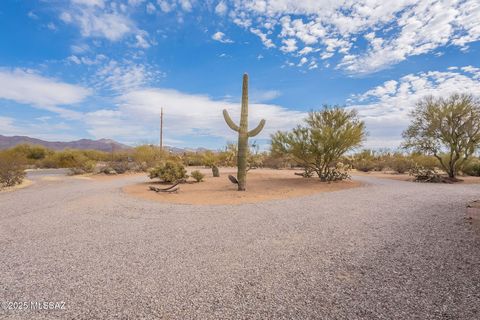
[1,170,479,319]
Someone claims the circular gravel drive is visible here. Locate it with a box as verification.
[1,171,479,319]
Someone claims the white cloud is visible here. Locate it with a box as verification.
[83,86,305,145]
[251,89,281,102]
[0,68,90,119]
[47,22,57,31]
[0,117,22,136]
[93,60,163,93]
[60,12,73,23]
[231,0,480,74]
[61,1,136,41]
[157,0,173,12]
[178,0,193,12]
[349,67,480,148]
[215,1,228,16]
[280,38,297,53]
[212,31,234,43]
[67,54,106,65]
[134,32,151,48]
[146,2,156,14]
[27,11,39,19]
[128,0,145,6]
[250,28,275,48]
[72,0,105,7]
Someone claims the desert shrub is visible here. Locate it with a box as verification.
[82,149,109,161]
[403,94,480,179]
[388,154,413,174]
[201,151,217,167]
[217,143,237,167]
[462,158,480,176]
[262,153,293,169]
[409,164,443,183]
[132,145,165,169]
[272,107,365,180]
[352,150,377,172]
[191,170,205,182]
[43,149,96,174]
[410,153,438,170]
[109,160,130,174]
[320,163,351,182]
[10,144,47,160]
[0,150,26,187]
[354,158,376,172]
[149,161,188,183]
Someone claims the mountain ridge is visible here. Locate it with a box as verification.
[0,135,132,152]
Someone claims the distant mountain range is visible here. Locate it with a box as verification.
[0,135,131,152]
[0,135,211,153]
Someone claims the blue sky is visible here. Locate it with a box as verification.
[0,0,479,149]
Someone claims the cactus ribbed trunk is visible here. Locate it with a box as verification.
[223,74,266,191]
[237,75,249,190]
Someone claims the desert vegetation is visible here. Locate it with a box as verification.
[271,107,365,181]
[0,149,26,188]
[0,93,479,189]
[403,93,480,181]
[223,73,266,191]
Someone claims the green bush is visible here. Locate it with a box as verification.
[149,161,188,183]
[320,163,351,182]
[388,154,412,174]
[109,160,130,174]
[191,170,205,182]
[409,164,443,183]
[0,150,26,187]
[352,150,377,172]
[463,159,480,176]
[42,150,96,174]
[132,145,165,170]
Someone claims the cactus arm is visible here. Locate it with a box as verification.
[248,119,266,137]
[223,109,240,132]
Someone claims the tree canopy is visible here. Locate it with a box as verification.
[402,93,480,179]
[271,106,365,181]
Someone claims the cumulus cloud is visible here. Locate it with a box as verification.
[350,67,480,148]
[215,1,228,16]
[250,28,275,48]
[231,0,480,74]
[61,0,136,41]
[83,87,305,145]
[212,31,234,43]
[0,68,90,119]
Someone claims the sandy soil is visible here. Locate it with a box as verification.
[123,167,362,205]
[0,179,33,193]
[352,170,480,184]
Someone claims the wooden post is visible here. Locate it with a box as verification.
[160,107,163,150]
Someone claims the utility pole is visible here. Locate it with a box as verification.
[160,107,163,150]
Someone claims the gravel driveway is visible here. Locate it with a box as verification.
[1,170,479,319]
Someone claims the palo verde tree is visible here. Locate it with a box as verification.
[402,93,480,179]
[271,106,366,181]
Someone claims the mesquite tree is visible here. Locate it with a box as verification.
[223,74,266,191]
[271,107,365,181]
[402,93,480,179]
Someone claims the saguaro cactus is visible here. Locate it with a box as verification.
[223,74,266,191]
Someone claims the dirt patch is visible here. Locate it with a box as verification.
[352,170,413,182]
[0,179,33,193]
[123,168,362,205]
